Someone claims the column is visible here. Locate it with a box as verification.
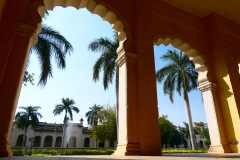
[198,81,230,153]
[0,23,36,157]
[114,50,140,155]
[40,135,45,147]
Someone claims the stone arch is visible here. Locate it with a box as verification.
[16,134,24,147]
[33,136,41,147]
[55,136,62,147]
[98,141,105,148]
[84,137,90,148]
[31,0,127,53]
[154,36,209,84]
[43,135,53,147]
[69,136,76,147]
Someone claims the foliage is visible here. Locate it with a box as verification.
[194,122,211,147]
[162,148,207,153]
[88,32,119,90]
[85,104,103,126]
[91,107,117,142]
[156,50,198,102]
[15,106,42,130]
[15,106,42,147]
[53,98,79,121]
[158,115,183,147]
[23,71,35,86]
[12,149,114,156]
[12,150,24,156]
[30,24,73,86]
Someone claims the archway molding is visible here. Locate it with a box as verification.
[31,0,127,53]
[154,36,208,84]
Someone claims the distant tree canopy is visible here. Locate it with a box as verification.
[194,122,210,147]
[158,115,183,148]
[91,107,117,142]
[23,71,35,86]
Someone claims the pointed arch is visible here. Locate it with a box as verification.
[154,36,208,84]
[31,0,127,53]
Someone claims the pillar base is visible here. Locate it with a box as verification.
[208,144,230,153]
[114,143,140,155]
[0,144,13,158]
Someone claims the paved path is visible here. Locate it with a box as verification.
[2,154,240,160]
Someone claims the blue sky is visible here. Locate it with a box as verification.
[17,7,206,127]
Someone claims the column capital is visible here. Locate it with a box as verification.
[116,50,137,67]
[198,81,217,92]
[16,23,36,36]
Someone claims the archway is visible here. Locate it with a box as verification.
[84,137,90,148]
[69,136,76,148]
[55,136,62,147]
[16,135,24,147]
[98,141,105,148]
[33,136,41,147]
[44,135,53,147]
[154,36,228,152]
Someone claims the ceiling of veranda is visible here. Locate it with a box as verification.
[161,0,240,24]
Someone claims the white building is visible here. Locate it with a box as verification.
[10,119,116,149]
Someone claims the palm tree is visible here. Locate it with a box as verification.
[85,104,103,126]
[156,50,198,150]
[53,98,79,148]
[15,106,42,147]
[88,32,119,140]
[29,24,73,86]
[53,98,79,121]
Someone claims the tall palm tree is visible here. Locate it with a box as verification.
[53,98,79,147]
[156,50,198,150]
[29,24,73,86]
[53,98,79,121]
[15,106,42,147]
[88,32,119,139]
[85,104,103,126]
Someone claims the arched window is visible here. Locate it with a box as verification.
[199,140,204,148]
[98,141,105,148]
[55,136,62,147]
[84,137,90,147]
[16,134,24,147]
[33,136,41,147]
[109,141,115,148]
[44,136,53,147]
[69,136,76,148]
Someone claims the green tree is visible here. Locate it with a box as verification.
[29,24,73,86]
[53,98,79,148]
[85,104,103,126]
[53,98,79,121]
[23,71,35,86]
[194,122,210,147]
[156,50,198,150]
[91,107,117,143]
[158,115,182,148]
[15,106,42,147]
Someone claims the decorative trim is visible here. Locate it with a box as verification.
[116,50,137,67]
[16,23,36,36]
[198,81,216,92]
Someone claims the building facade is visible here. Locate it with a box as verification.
[10,120,116,149]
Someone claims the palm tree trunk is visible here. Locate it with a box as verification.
[183,89,196,150]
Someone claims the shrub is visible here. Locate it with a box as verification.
[13,150,24,156]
